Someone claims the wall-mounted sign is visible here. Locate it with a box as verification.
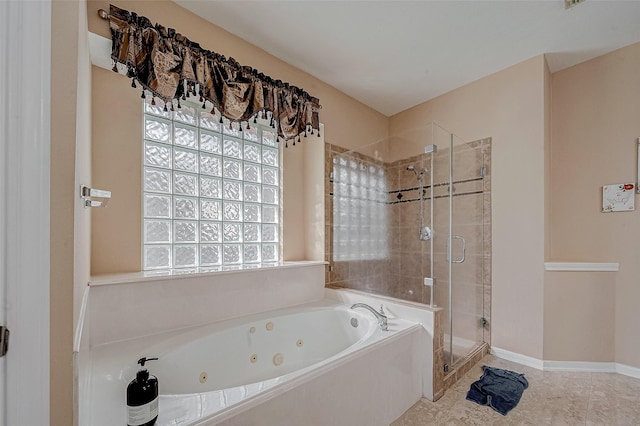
[602,183,635,212]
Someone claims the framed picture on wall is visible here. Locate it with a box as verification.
[602,183,635,212]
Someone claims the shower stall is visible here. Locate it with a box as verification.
[326,123,491,372]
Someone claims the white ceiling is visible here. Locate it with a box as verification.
[174,0,640,116]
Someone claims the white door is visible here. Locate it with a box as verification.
[1,1,51,425]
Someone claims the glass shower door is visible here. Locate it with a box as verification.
[446,131,487,368]
[429,124,487,370]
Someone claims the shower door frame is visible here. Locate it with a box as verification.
[441,130,488,370]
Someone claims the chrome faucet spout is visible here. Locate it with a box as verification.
[351,303,388,331]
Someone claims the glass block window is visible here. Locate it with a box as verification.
[332,155,389,261]
[143,99,281,269]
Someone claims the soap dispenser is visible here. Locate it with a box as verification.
[127,357,159,426]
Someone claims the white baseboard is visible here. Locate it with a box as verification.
[490,347,544,370]
[616,363,640,379]
[491,346,640,379]
[543,360,616,373]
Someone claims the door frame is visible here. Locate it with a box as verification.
[1,0,51,424]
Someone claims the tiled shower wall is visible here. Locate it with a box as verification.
[325,138,492,348]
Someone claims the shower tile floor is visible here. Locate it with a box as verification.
[392,354,640,425]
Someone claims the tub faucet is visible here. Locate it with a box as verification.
[351,303,388,331]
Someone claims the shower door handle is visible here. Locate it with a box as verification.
[447,235,466,264]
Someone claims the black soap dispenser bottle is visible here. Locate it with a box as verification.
[127,357,159,426]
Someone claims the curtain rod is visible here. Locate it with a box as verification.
[97,9,109,20]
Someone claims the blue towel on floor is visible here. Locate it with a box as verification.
[466,365,528,415]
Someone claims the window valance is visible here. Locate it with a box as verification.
[107,4,321,143]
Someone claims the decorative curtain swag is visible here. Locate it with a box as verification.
[107,4,321,144]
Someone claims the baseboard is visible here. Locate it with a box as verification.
[491,346,640,378]
[490,347,544,370]
[543,360,616,373]
[616,363,640,379]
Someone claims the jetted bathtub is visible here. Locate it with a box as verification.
[84,299,423,425]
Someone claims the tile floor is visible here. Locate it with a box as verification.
[392,355,640,425]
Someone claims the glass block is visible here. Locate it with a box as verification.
[200,244,221,265]
[222,264,242,271]
[243,203,260,222]
[243,125,259,142]
[144,245,171,269]
[223,137,242,159]
[144,220,171,243]
[174,197,197,219]
[223,180,242,200]
[200,177,221,199]
[349,169,359,185]
[223,223,241,242]
[174,245,197,267]
[223,244,242,264]
[262,205,278,223]
[262,186,279,204]
[222,121,242,137]
[243,244,260,263]
[174,125,197,148]
[174,148,198,172]
[144,194,171,218]
[336,182,348,198]
[200,131,222,154]
[144,167,171,193]
[174,105,196,125]
[144,99,171,118]
[337,167,348,183]
[262,224,278,242]
[262,167,278,186]
[174,220,197,243]
[200,221,222,243]
[243,223,260,242]
[244,163,260,183]
[349,184,360,198]
[200,112,222,132]
[262,130,277,147]
[223,159,242,180]
[244,183,260,202]
[244,142,260,163]
[144,141,171,169]
[145,118,171,143]
[200,199,221,220]
[262,147,278,166]
[262,244,278,262]
[200,154,222,177]
[223,201,242,221]
[174,172,198,196]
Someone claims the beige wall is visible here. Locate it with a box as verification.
[51,0,93,424]
[550,41,640,368]
[87,0,388,274]
[390,56,548,360]
[544,271,615,362]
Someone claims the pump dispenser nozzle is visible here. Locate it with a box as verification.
[137,357,159,367]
